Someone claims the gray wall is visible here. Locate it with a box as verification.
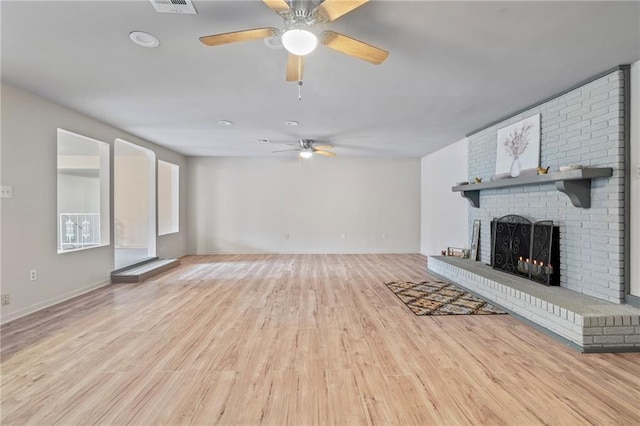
[1,83,188,323]
[187,157,421,254]
[467,69,626,303]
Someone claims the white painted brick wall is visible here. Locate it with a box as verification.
[467,70,626,303]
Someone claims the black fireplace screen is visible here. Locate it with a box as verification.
[491,215,559,286]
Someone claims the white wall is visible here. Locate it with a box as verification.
[187,157,421,254]
[0,83,188,323]
[631,61,640,297]
[420,138,469,256]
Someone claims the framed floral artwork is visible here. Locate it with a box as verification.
[495,114,540,178]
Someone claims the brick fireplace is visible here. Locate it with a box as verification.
[469,70,626,303]
[428,67,640,352]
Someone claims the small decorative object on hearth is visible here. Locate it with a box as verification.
[474,177,482,184]
[517,257,554,279]
[441,250,447,256]
[447,247,469,258]
[537,166,550,175]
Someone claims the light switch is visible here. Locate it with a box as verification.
[0,186,12,199]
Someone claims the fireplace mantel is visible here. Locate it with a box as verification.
[452,167,613,208]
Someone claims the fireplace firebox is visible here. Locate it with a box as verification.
[491,215,559,286]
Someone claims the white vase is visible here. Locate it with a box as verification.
[510,157,521,177]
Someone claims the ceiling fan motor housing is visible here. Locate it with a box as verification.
[284,8,318,29]
[300,139,314,149]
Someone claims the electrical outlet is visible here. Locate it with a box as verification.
[30,269,37,281]
[1,294,10,306]
[0,186,12,199]
[284,233,289,240]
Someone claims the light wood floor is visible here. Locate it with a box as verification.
[2,254,640,425]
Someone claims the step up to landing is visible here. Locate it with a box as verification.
[111,258,180,283]
[428,256,640,353]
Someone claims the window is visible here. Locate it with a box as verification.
[57,129,110,253]
[158,160,179,235]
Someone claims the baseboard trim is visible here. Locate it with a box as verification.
[0,279,110,325]
[186,250,421,255]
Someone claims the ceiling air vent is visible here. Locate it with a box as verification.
[256,139,271,144]
[148,0,197,14]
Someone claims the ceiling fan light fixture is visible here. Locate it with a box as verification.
[299,150,313,159]
[281,28,318,56]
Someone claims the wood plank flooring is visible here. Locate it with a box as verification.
[2,254,640,425]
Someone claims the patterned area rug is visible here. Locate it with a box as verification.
[384,281,507,316]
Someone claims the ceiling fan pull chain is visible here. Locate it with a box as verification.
[298,80,303,101]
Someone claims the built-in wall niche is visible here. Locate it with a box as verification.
[56,129,110,253]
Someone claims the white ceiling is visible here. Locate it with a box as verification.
[2,1,639,158]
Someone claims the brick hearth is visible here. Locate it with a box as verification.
[429,256,640,352]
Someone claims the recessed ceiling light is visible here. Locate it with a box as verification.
[264,36,283,50]
[218,120,233,126]
[284,120,299,126]
[129,31,160,48]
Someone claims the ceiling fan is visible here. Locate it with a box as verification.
[273,139,336,158]
[199,0,389,82]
